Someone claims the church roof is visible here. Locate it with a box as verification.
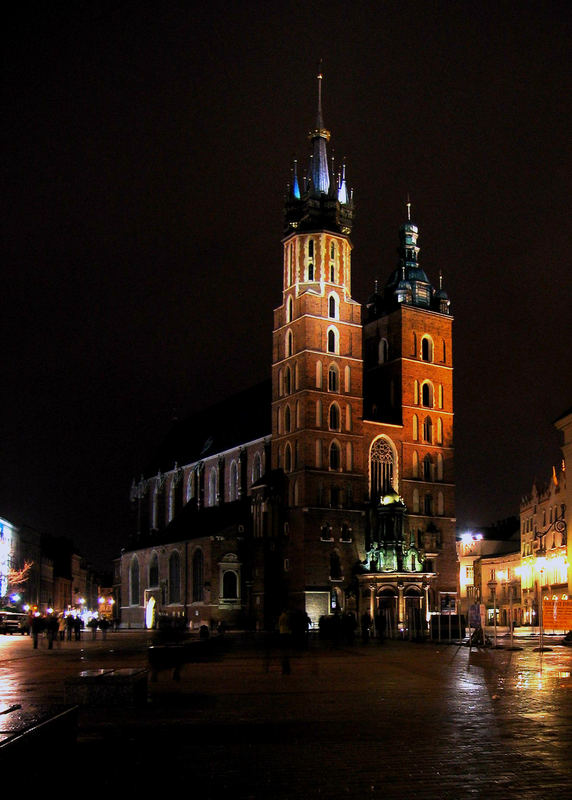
[144,379,271,477]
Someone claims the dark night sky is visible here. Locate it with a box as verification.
[3,1,571,571]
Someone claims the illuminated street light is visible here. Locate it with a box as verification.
[533,557,552,653]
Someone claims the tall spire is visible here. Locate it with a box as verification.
[308,63,330,194]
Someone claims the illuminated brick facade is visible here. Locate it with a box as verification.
[119,75,457,633]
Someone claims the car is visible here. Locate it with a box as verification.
[0,611,29,635]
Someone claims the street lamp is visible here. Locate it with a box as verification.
[533,557,552,653]
[487,579,498,647]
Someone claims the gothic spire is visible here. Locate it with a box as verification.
[308,64,330,195]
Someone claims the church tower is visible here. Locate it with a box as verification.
[361,202,457,623]
[271,70,365,616]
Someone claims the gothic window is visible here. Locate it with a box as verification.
[149,552,159,587]
[412,332,417,357]
[437,418,443,445]
[294,361,299,390]
[424,494,433,515]
[328,363,339,392]
[296,400,301,428]
[316,439,322,468]
[438,384,444,409]
[229,460,239,501]
[330,551,342,580]
[437,453,444,481]
[167,480,175,523]
[345,403,352,431]
[327,326,339,354]
[286,329,293,357]
[252,451,262,484]
[330,441,341,470]
[208,468,217,507]
[284,404,291,433]
[192,549,204,602]
[414,380,419,405]
[185,471,194,504]
[169,551,181,604]
[370,437,396,497]
[287,296,293,322]
[423,416,433,443]
[412,414,419,441]
[423,454,433,481]
[284,442,292,473]
[284,365,292,394]
[316,360,323,389]
[130,557,140,605]
[328,293,339,320]
[378,338,389,363]
[412,451,419,479]
[442,339,447,363]
[421,336,434,362]
[316,399,323,426]
[346,441,353,470]
[307,239,314,281]
[329,403,340,431]
[421,381,434,408]
[344,365,350,392]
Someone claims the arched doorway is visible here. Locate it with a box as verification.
[404,587,423,640]
[376,588,396,638]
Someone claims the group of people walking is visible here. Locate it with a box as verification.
[29,613,111,649]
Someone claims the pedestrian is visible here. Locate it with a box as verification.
[58,614,66,641]
[74,615,82,641]
[47,614,58,649]
[66,614,74,641]
[31,615,43,649]
[88,618,98,640]
[99,618,110,640]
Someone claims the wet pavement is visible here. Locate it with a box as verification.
[1,630,571,797]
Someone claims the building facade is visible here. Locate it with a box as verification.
[120,74,457,632]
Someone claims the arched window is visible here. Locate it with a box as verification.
[344,365,350,392]
[287,296,293,322]
[208,468,217,506]
[330,441,341,470]
[229,460,239,501]
[370,437,396,498]
[316,399,323,426]
[149,552,159,587]
[316,360,323,389]
[330,241,336,283]
[346,441,353,471]
[327,327,339,354]
[421,336,434,362]
[423,455,433,481]
[378,338,389,363]
[284,442,292,473]
[252,451,262,483]
[296,400,301,428]
[223,571,238,599]
[284,404,291,433]
[412,332,417,357]
[437,453,444,481]
[328,363,339,392]
[423,416,433,443]
[284,365,292,394]
[421,381,434,408]
[130,557,140,605]
[437,418,443,445]
[169,551,181,604]
[424,494,433,515]
[412,451,419,479]
[345,403,352,431]
[328,293,339,319]
[307,238,314,281]
[330,551,342,580]
[185,471,194,504]
[412,414,419,441]
[286,329,293,357]
[414,380,419,405]
[192,549,204,602]
[438,384,444,409]
[329,403,340,431]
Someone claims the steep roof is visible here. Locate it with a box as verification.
[144,379,271,477]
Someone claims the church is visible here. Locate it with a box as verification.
[119,72,457,634]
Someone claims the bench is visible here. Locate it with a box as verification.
[0,703,78,760]
[63,668,148,706]
[148,636,224,681]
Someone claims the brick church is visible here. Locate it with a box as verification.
[119,73,457,633]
